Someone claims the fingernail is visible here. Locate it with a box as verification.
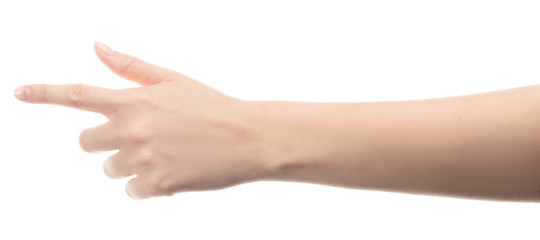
[95,42,114,56]
[14,87,30,100]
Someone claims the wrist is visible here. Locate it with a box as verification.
[243,100,315,182]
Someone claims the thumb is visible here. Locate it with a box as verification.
[94,42,177,86]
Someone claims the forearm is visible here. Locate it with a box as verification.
[251,85,540,202]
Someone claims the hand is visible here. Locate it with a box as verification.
[14,42,267,199]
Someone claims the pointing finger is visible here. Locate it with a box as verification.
[14,84,117,114]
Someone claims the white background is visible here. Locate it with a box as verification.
[1,0,540,239]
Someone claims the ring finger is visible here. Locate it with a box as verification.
[103,150,138,179]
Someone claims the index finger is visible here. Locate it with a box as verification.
[14,84,117,114]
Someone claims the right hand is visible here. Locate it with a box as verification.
[14,42,268,199]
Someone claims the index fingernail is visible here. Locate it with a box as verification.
[14,87,30,100]
[96,42,114,56]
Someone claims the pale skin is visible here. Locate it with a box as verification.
[14,42,540,202]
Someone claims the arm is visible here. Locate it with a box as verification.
[253,86,540,202]
[15,42,540,202]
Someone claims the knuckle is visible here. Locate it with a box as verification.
[127,130,150,143]
[122,57,139,73]
[36,84,47,102]
[149,174,174,195]
[66,84,87,107]
[126,122,152,143]
[136,149,154,166]
[132,91,152,106]
[130,90,154,107]
[115,89,154,109]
